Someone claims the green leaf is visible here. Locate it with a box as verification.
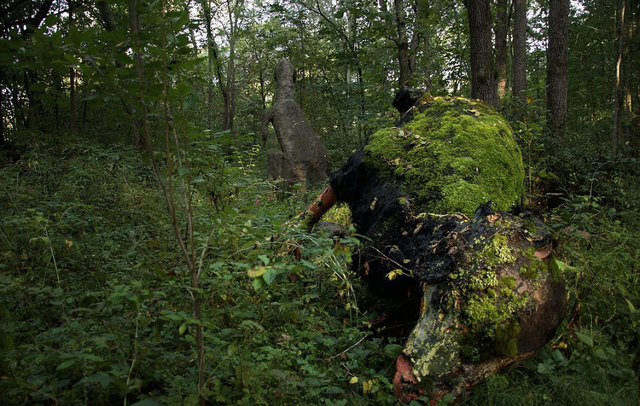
[252,277,266,291]
[56,359,76,371]
[178,322,187,336]
[247,266,268,278]
[83,373,112,387]
[626,299,637,314]
[537,361,553,374]
[262,268,282,285]
[575,330,594,346]
[383,343,403,359]
[258,254,270,265]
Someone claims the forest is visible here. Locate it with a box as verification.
[0,0,639,404]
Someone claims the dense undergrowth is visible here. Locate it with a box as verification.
[1,130,639,405]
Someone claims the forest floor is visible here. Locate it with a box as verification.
[1,133,639,405]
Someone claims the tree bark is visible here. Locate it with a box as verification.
[69,3,77,133]
[223,0,241,132]
[0,70,4,146]
[201,0,215,130]
[629,0,639,159]
[494,0,509,101]
[512,0,527,105]
[394,0,412,89]
[96,1,115,32]
[409,0,427,83]
[546,0,569,137]
[613,0,626,154]
[464,0,497,106]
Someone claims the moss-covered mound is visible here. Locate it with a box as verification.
[364,96,525,214]
[327,95,565,401]
[399,209,566,397]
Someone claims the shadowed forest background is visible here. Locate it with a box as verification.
[0,0,639,405]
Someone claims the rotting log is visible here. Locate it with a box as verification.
[304,93,567,402]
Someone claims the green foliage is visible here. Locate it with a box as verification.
[0,135,399,405]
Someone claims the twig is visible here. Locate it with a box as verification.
[123,312,140,406]
[41,224,60,284]
[196,226,217,279]
[325,334,369,361]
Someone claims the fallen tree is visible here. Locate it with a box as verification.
[303,93,567,402]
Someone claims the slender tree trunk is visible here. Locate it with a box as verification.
[0,70,4,146]
[394,0,411,89]
[512,0,527,105]
[223,0,240,132]
[629,0,639,159]
[546,0,569,137]
[97,1,115,31]
[613,0,626,153]
[494,0,509,101]
[358,65,366,142]
[409,0,424,81]
[129,0,143,148]
[464,0,497,106]
[226,38,236,131]
[258,66,266,110]
[202,0,214,130]
[69,4,77,133]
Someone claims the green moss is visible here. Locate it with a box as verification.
[520,257,546,280]
[364,96,525,215]
[323,203,353,227]
[500,276,516,290]
[404,286,461,379]
[495,322,521,357]
[481,234,517,266]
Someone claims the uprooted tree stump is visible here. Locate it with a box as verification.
[262,59,330,189]
[304,94,567,403]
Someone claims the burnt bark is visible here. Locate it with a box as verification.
[546,0,569,137]
[512,0,527,105]
[464,0,498,106]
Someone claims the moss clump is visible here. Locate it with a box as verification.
[520,257,546,280]
[482,234,518,265]
[364,96,525,214]
[495,322,521,357]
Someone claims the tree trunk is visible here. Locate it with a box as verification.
[96,1,115,32]
[69,3,77,133]
[202,0,214,130]
[613,0,626,154]
[225,38,236,132]
[223,0,240,132]
[0,70,5,146]
[512,0,527,105]
[546,0,569,137]
[464,0,497,106]
[629,0,639,159]
[494,0,509,101]
[394,0,411,89]
[409,0,427,84]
